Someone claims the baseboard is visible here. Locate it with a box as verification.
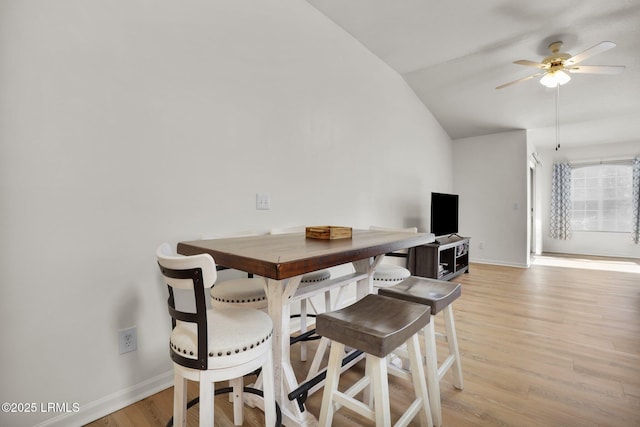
[470,258,528,268]
[35,370,174,427]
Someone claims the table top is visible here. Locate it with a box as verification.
[177,229,434,280]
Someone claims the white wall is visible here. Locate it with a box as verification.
[532,140,640,258]
[0,1,453,426]
[453,130,530,267]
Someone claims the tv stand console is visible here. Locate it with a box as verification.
[410,236,470,280]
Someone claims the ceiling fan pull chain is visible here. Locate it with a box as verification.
[555,84,560,151]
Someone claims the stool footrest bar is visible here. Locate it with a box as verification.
[287,350,363,410]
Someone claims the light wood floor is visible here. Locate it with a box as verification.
[87,256,640,426]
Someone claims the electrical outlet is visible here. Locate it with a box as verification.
[256,193,270,210]
[119,327,137,354]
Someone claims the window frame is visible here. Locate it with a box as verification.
[570,163,633,233]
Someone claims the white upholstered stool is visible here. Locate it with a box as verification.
[316,294,433,427]
[372,263,412,288]
[378,277,463,427]
[369,226,416,289]
[210,277,267,309]
[156,243,278,427]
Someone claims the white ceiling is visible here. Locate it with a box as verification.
[305,0,640,148]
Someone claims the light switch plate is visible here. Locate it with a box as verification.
[256,193,270,210]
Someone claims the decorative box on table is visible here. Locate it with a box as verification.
[305,226,352,240]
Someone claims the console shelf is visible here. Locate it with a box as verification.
[411,236,470,280]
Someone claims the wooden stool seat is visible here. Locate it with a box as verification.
[316,294,433,427]
[378,276,461,315]
[317,294,431,358]
[378,276,463,427]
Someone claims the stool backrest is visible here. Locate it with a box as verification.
[201,231,262,278]
[202,230,263,240]
[270,226,304,235]
[370,226,417,259]
[156,243,217,370]
[369,225,418,233]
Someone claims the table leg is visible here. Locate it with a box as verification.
[263,256,385,425]
[352,255,384,299]
[265,276,317,426]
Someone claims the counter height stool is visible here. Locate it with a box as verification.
[156,243,278,427]
[378,277,463,427]
[369,226,417,289]
[316,294,433,427]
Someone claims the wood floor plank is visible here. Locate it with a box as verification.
[86,256,640,426]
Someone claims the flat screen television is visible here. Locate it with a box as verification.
[430,192,459,237]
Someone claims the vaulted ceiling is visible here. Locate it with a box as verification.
[306,0,640,148]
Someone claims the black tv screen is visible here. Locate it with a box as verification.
[430,192,459,237]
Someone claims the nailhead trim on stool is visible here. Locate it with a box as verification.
[301,269,331,283]
[157,243,278,427]
[372,264,412,287]
[210,277,268,307]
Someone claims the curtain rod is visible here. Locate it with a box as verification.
[569,157,635,167]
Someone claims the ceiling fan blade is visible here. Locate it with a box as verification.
[566,41,616,65]
[496,72,544,90]
[567,65,625,74]
[514,60,548,69]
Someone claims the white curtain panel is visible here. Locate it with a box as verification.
[549,162,572,240]
[632,157,640,244]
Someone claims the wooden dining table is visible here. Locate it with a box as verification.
[177,228,434,426]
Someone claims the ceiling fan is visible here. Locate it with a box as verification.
[496,41,625,89]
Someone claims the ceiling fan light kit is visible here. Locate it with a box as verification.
[540,70,571,88]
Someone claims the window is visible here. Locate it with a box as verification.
[571,164,633,232]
